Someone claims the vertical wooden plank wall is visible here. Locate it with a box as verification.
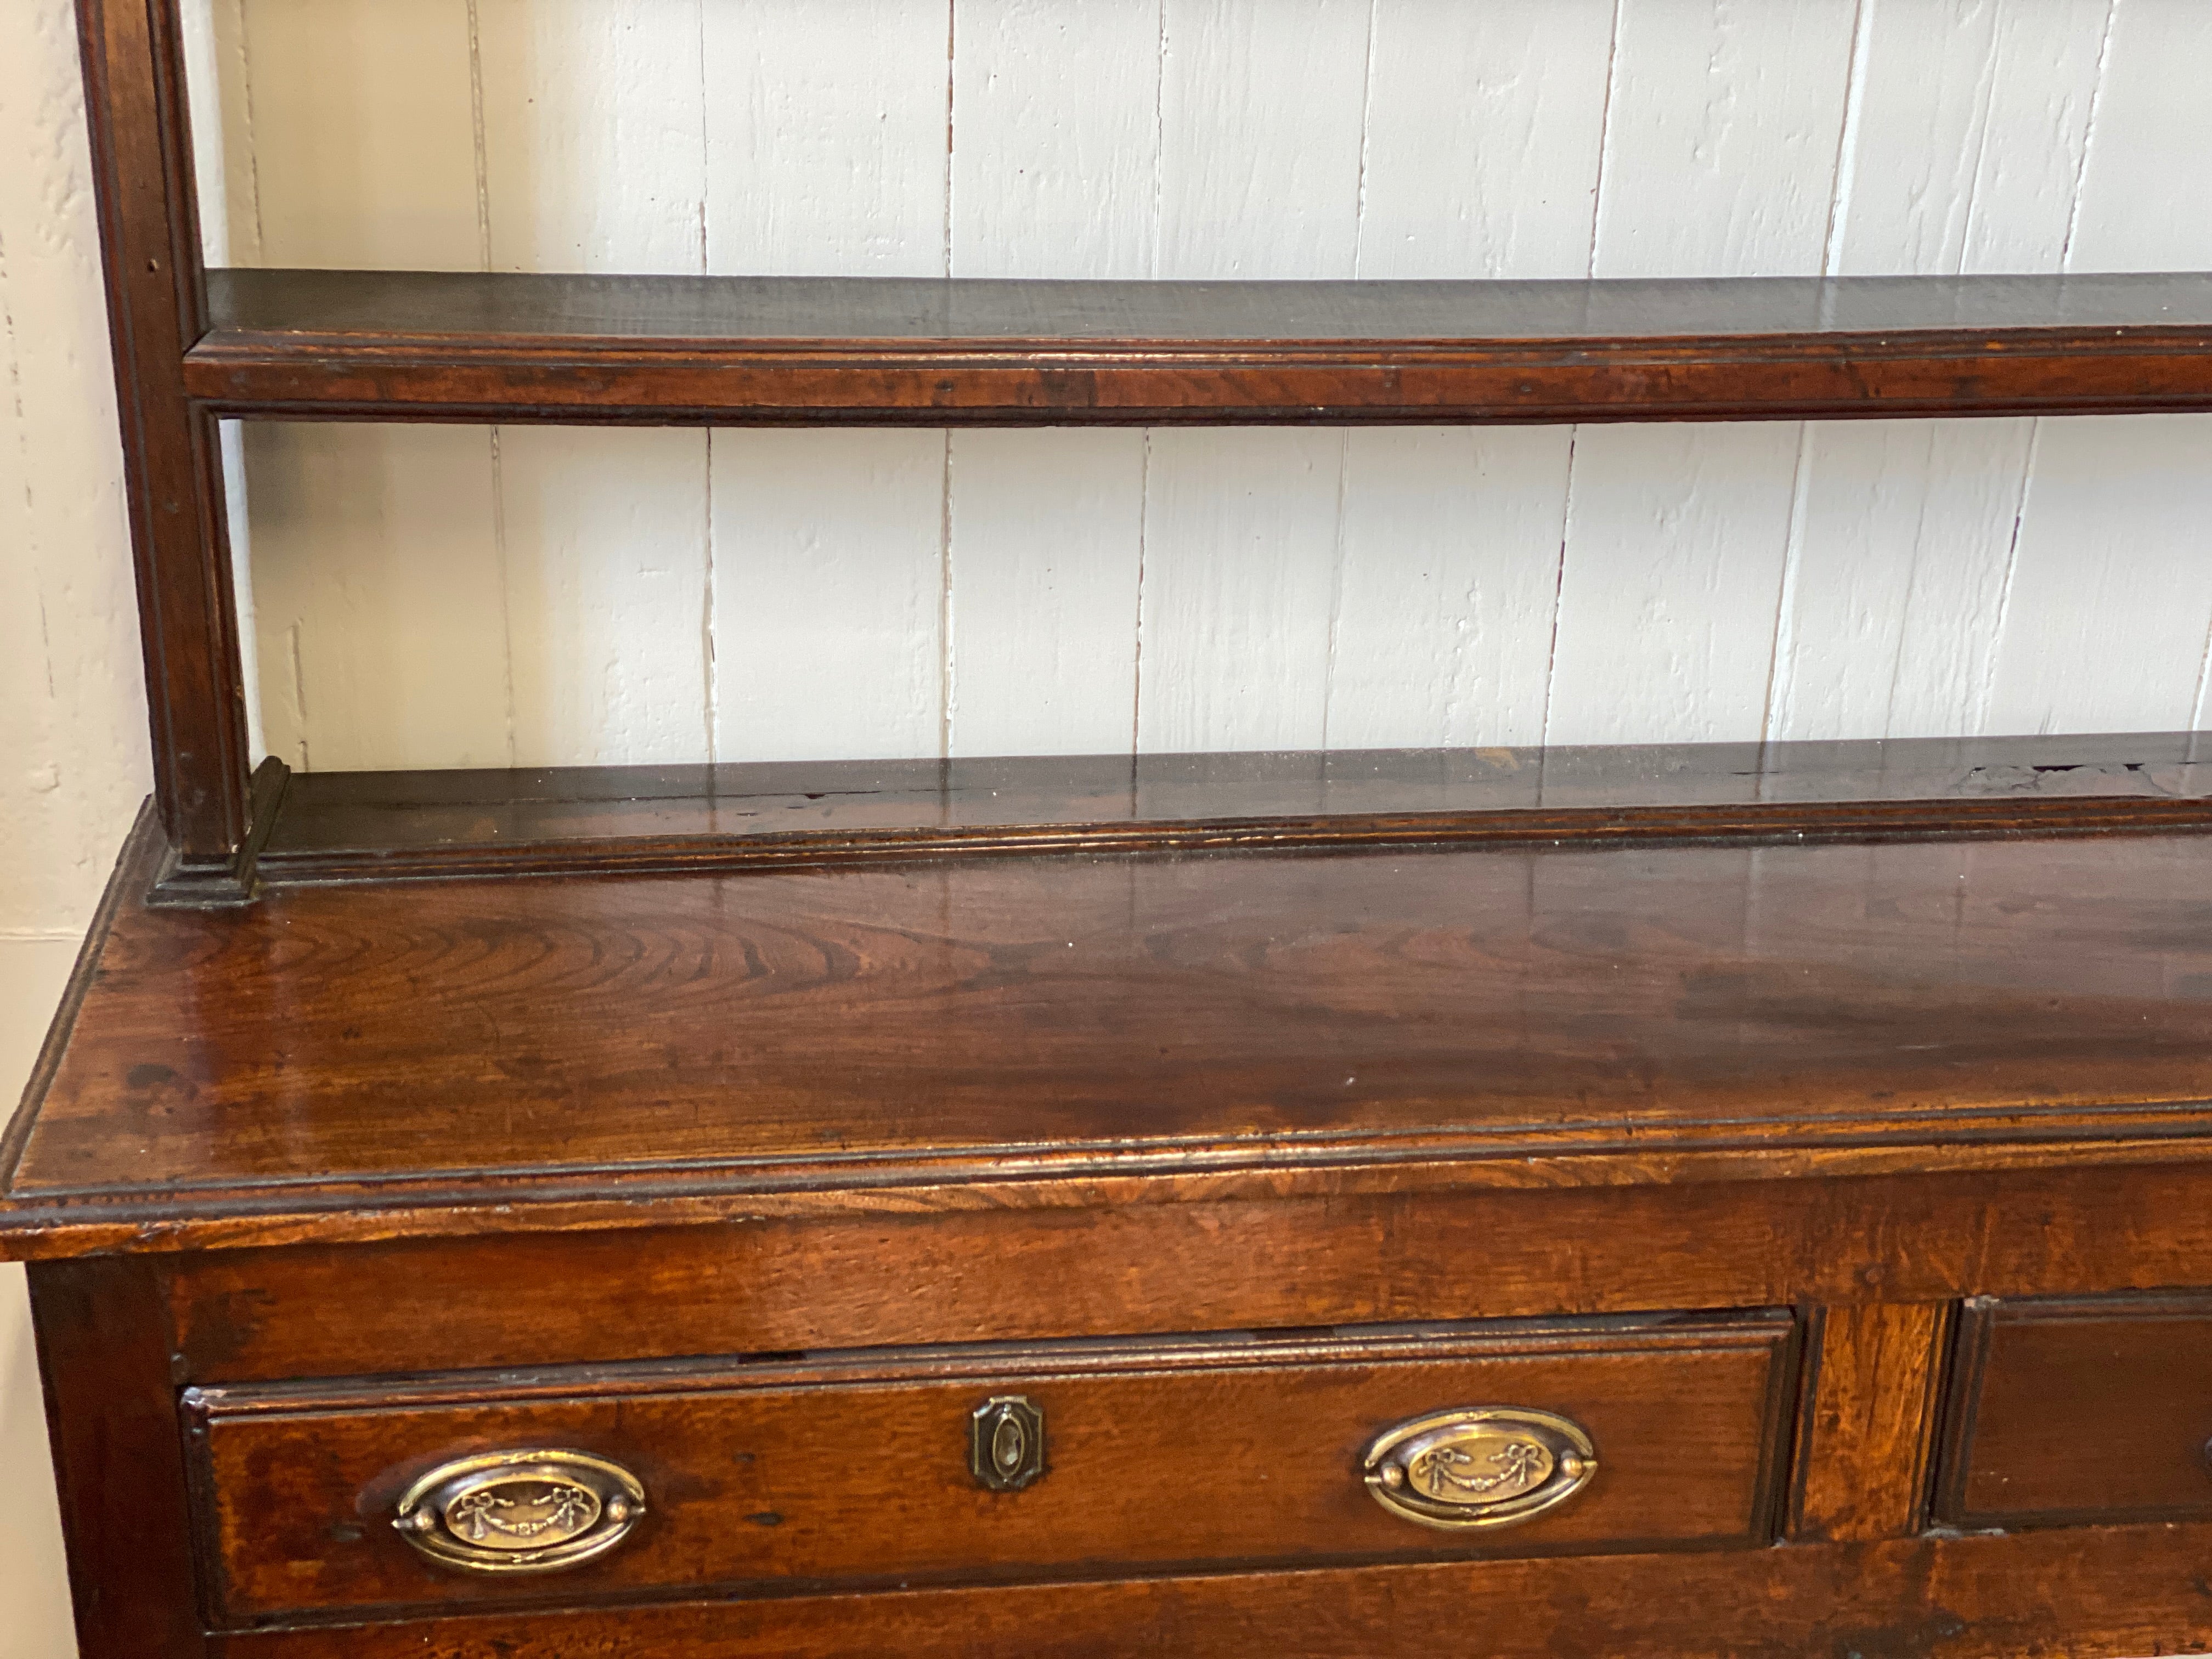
[184,0,2212,770]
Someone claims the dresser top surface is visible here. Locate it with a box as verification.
[7,759,2212,1255]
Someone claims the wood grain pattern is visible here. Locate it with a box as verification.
[187,269,2212,426]
[204,1521,2212,1659]
[144,1161,2212,1386]
[26,1256,207,1658]
[246,731,2212,883]
[40,9,2212,1658]
[1787,1302,1949,1542]
[180,4,2212,810]
[185,1314,1793,1626]
[76,0,254,897]
[10,769,2212,1254]
[1934,1291,2212,1530]
[192,7,2212,783]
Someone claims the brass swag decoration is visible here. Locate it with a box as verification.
[394,1451,648,1574]
[1363,1407,1598,1531]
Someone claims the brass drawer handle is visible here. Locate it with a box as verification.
[393,1450,646,1574]
[1362,1407,1597,1531]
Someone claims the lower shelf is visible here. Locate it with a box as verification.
[10,765,2212,1257]
[249,730,2212,887]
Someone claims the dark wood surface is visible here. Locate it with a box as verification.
[150,1167,2212,1385]
[12,782,2212,1255]
[56,0,2212,1645]
[189,269,2212,424]
[76,0,256,899]
[256,732,2212,884]
[204,1522,2212,1658]
[187,1314,1791,1626]
[27,1258,211,1658]
[1935,1291,2212,1528]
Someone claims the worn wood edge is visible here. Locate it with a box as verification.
[1927,1297,1998,1531]
[182,326,2212,366]
[1782,1305,1833,1539]
[184,1309,1797,1416]
[8,1128,2212,1262]
[185,393,2212,429]
[188,320,2212,358]
[1748,1310,1808,1549]
[1952,1288,2212,1325]
[250,793,2212,887]
[201,1522,2212,1658]
[1905,1304,1959,1537]
[0,801,156,1194]
[183,310,2212,425]
[182,375,2212,430]
[146,756,291,909]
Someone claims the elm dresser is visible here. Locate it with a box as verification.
[13,3,2212,1656]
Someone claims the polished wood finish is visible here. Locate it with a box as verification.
[1787,1303,1951,1542]
[190,268,2212,426]
[144,1166,2212,1387]
[199,1523,2212,1659]
[253,732,2212,885]
[185,1314,1794,1627]
[74,0,256,900]
[22,810,2212,1655]
[51,0,2212,1641]
[28,1259,210,1659]
[8,801,2212,1255]
[1934,1292,2212,1529]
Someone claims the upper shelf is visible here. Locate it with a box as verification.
[186,268,2212,426]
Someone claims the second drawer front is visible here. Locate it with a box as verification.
[1937,1291,2212,1527]
[187,1312,1796,1626]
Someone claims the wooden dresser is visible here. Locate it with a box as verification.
[15,3,2212,1655]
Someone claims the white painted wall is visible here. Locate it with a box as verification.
[2,0,153,1649]
[192,0,2212,771]
[6,3,2212,1654]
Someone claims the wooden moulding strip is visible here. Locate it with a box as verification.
[252,795,2212,885]
[184,270,2212,424]
[183,335,2212,425]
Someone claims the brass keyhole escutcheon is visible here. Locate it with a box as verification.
[393,1449,647,1573]
[1362,1406,1597,1531]
[970,1395,1046,1491]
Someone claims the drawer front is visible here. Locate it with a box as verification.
[1937,1292,2212,1528]
[185,1312,1796,1627]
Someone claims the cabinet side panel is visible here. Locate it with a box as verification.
[27,1255,206,1657]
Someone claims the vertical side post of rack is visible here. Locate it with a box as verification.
[74,0,265,906]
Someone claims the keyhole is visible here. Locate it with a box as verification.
[992,1415,1026,1471]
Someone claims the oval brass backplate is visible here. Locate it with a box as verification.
[393,1449,646,1574]
[1362,1407,1597,1531]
